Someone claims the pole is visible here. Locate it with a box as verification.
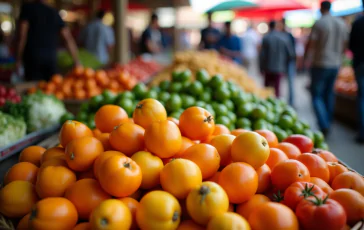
[88,0,100,21]
[114,0,129,64]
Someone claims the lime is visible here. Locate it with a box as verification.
[213,104,229,117]
[159,80,170,91]
[251,105,267,120]
[89,95,103,110]
[181,82,191,93]
[165,94,182,113]
[253,119,268,130]
[60,112,75,124]
[286,129,293,136]
[223,99,234,111]
[102,90,117,104]
[198,91,212,102]
[227,112,237,124]
[215,116,232,127]
[168,82,183,93]
[214,87,231,102]
[208,74,225,89]
[275,129,288,142]
[196,69,210,84]
[316,142,329,150]
[76,111,88,122]
[79,103,89,113]
[87,118,96,129]
[227,82,241,98]
[170,111,181,119]
[292,122,304,134]
[265,111,276,123]
[144,90,158,99]
[303,129,314,141]
[176,70,192,82]
[205,104,216,117]
[313,131,325,146]
[195,101,207,108]
[236,103,254,117]
[278,115,294,129]
[273,105,284,115]
[117,98,134,116]
[117,91,134,101]
[232,95,247,107]
[158,92,171,103]
[132,83,147,100]
[282,107,298,122]
[149,86,161,93]
[171,71,181,82]
[301,120,310,129]
[236,117,251,129]
[181,95,196,109]
[189,81,204,96]
[261,101,273,112]
[228,124,236,131]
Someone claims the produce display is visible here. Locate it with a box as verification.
[57,49,103,72]
[0,101,363,230]
[0,111,26,147]
[0,58,15,82]
[0,85,21,107]
[149,50,273,98]
[69,69,327,149]
[335,66,357,97]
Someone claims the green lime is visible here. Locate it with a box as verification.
[168,82,183,93]
[205,104,216,117]
[158,92,171,103]
[301,121,310,129]
[159,80,170,91]
[236,117,252,129]
[149,86,161,93]
[232,95,247,107]
[215,116,232,127]
[181,82,191,93]
[176,70,192,82]
[253,119,268,130]
[278,115,294,129]
[236,103,254,117]
[286,129,293,136]
[208,74,225,89]
[171,71,181,82]
[189,81,204,96]
[213,104,229,117]
[316,142,329,150]
[117,98,134,116]
[102,90,117,104]
[227,112,237,124]
[303,129,314,142]
[273,105,284,115]
[60,112,75,124]
[261,101,273,112]
[275,129,288,142]
[282,107,298,122]
[198,91,212,102]
[223,99,234,111]
[228,83,241,98]
[76,111,88,122]
[87,119,96,129]
[266,123,274,131]
[165,94,182,113]
[144,90,158,99]
[196,69,210,84]
[214,87,231,102]
[89,95,103,110]
[291,122,304,134]
[181,95,196,109]
[228,124,236,131]
[265,111,276,123]
[169,111,181,119]
[117,91,134,101]
[251,105,267,120]
[132,83,147,100]
[195,101,207,108]
[313,131,325,146]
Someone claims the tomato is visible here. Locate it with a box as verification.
[93,151,125,179]
[295,196,346,230]
[167,117,179,127]
[17,213,30,230]
[331,171,364,196]
[218,162,258,204]
[65,136,104,172]
[98,155,142,197]
[179,107,215,141]
[19,146,46,166]
[207,212,250,230]
[206,171,221,184]
[174,136,195,158]
[236,194,270,220]
[265,148,288,170]
[283,135,313,153]
[311,149,338,162]
[277,142,301,159]
[73,222,91,230]
[131,151,164,189]
[327,162,348,184]
[231,131,270,169]
[29,197,78,230]
[209,134,235,166]
[40,147,65,164]
[160,159,202,199]
[65,179,111,220]
[255,130,279,148]
[36,165,76,198]
[136,191,181,230]
[4,162,39,185]
[297,153,330,183]
[213,124,230,135]
[249,202,298,230]
[181,143,220,179]
[119,197,139,230]
[177,220,204,230]
[230,129,248,136]
[90,199,132,230]
[283,182,326,210]
[310,177,333,194]
[330,188,364,225]
[186,182,229,225]
[0,181,38,218]
[271,159,310,191]
[144,120,182,158]
[109,123,145,156]
[256,164,272,194]
[59,120,93,148]
[96,133,112,151]
[77,168,95,180]
[95,105,129,133]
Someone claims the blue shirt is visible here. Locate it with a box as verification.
[218,35,242,63]
[201,27,221,50]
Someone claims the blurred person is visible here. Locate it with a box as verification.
[16,0,79,81]
[199,12,221,50]
[260,21,295,97]
[279,18,296,107]
[217,21,242,64]
[349,1,364,144]
[305,1,348,135]
[242,23,261,76]
[80,10,115,65]
[0,31,9,59]
[140,14,163,54]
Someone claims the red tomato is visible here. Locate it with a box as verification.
[296,196,346,230]
[283,135,314,153]
[283,182,326,210]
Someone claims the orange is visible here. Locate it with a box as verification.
[297,153,330,183]
[59,120,93,148]
[4,162,38,185]
[331,171,364,196]
[236,194,270,220]
[177,220,204,230]
[160,159,202,199]
[77,168,96,180]
[182,143,220,179]
[93,151,125,179]
[231,129,248,136]
[41,147,65,164]
[167,117,179,126]
[310,177,333,194]
[65,179,111,220]
[312,149,338,162]
[276,142,301,159]
[174,136,195,158]
[92,128,102,138]
[206,171,221,184]
[256,164,272,194]
[255,130,279,148]
[109,122,145,156]
[73,223,91,230]
[119,197,139,230]
[17,213,30,230]
[218,162,258,204]
[231,131,270,169]
[144,120,182,158]
[327,162,349,184]
[84,68,96,78]
[265,148,288,170]
[209,134,235,167]
[19,146,46,166]
[133,98,167,129]
[207,212,251,230]
[95,105,129,133]
[213,124,230,135]
[96,133,112,151]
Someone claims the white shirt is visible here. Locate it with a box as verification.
[80,20,115,64]
[242,28,261,59]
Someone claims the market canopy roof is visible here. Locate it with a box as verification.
[206,0,257,12]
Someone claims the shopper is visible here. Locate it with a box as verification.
[80,10,115,65]
[217,21,242,64]
[242,24,261,76]
[305,1,348,135]
[16,0,79,81]
[140,14,163,55]
[280,18,297,107]
[349,3,364,144]
[260,21,294,97]
[199,12,221,50]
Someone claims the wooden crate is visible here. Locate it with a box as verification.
[334,93,358,127]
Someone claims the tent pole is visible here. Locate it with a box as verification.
[114,0,129,65]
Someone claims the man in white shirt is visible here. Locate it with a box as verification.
[80,10,115,65]
[242,25,261,76]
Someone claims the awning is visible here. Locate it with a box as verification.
[206,0,257,12]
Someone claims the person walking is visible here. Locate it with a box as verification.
[80,10,115,65]
[260,21,294,97]
[305,1,348,135]
[242,24,261,76]
[199,12,221,50]
[139,14,163,55]
[217,21,242,64]
[16,0,79,81]
[349,2,364,144]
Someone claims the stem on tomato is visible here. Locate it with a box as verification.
[100,218,108,226]
[70,152,75,160]
[199,185,210,204]
[273,190,284,202]
[204,116,213,123]
[172,211,179,222]
[123,162,131,169]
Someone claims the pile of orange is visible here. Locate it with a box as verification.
[29,66,138,100]
[0,99,363,230]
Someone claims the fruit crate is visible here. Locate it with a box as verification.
[334,93,358,127]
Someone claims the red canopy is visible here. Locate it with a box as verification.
[235,0,310,20]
